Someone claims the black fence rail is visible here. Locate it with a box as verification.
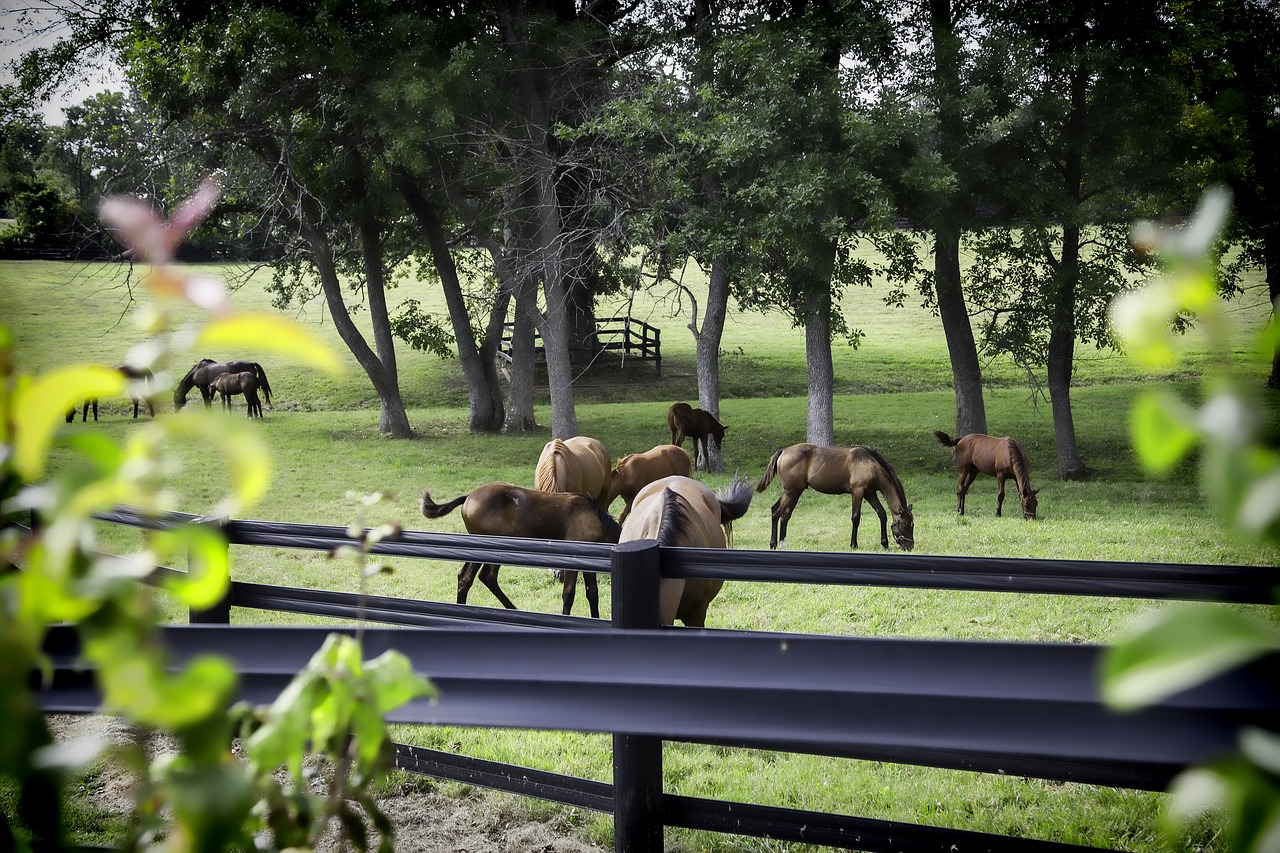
[38,506,1280,853]
[498,317,662,377]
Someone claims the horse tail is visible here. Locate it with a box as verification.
[716,473,755,548]
[252,363,273,405]
[420,489,468,519]
[932,430,958,447]
[756,449,784,493]
[535,440,567,492]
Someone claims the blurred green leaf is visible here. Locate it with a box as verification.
[365,650,435,713]
[197,313,346,377]
[154,525,231,610]
[1101,606,1280,710]
[13,366,125,480]
[1130,392,1200,474]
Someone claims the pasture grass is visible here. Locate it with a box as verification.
[4,258,1279,852]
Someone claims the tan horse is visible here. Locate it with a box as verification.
[606,444,692,522]
[667,402,727,471]
[420,482,622,617]
[209,371,264,419]
[534,435,611,505]
[933,431,1039,519]
[621,474,753,627]
[756,443,915,551]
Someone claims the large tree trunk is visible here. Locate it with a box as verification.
[298,197,411,437]
[696,257,730,472]
[357,218,412,436]
[393,169,505,432]
[930,0,988,437]
[1049,223,1088,479]
[803,239,838,446]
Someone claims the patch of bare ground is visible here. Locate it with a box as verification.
[44,714,609,852]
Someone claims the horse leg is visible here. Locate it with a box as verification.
[865,492,890,549]
[996,472,1007,517]
[561,570,578,616]
[956,469,977,515]
[456,562,481,604]
[132,396,140,418]
[477,563,517,609]
[583,572,600,619]
[771,491,800,549]
[91,399,98,421]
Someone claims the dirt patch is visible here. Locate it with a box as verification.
[45,714,609,853]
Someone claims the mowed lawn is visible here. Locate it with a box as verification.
[3,256,1279,852]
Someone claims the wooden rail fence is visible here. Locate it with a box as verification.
[498,318,662,377]
[28,507,1280,853]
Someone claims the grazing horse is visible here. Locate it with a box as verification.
[605,444,692,523]
[621,474,753,627]
[174,358,273,410]
[666,402,727,472]
[420,483,621,617]
[932,431,1039,519]
[756,443,915,552]
[534,435,612,505]
[65,364,156,422]
[209,371,264,419]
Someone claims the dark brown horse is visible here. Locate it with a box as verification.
[534,435,612,505]
[605,444,692,522]
[756,443,915,551]
[209,371,264,419]
[65,364,156,422]
[420,482,622,617]
[620,474,753,627]
[667,402,727,472]
[932,430,1039,519]
[174,358,273,410]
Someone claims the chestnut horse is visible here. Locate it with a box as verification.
[666,402,727,472]
[210,371,264,419]
[932,430,1039,519]
[66,364,156,422]
[605,444,692,522]
[420,483,621,617]
[534,435,612,505]
[621,474,753,627]
[756,443,915,551]
[175,358,273,410]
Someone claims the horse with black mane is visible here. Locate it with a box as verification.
[66,364,156,422]
[620,474,753,627]
[420,482,621,617]
[932,430,1039,519]
[756,443,915,551]
[174,358,273,411]
[209,371,264,419]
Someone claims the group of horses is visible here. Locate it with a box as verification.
[64,358,274,423]
[420,403,1039,628]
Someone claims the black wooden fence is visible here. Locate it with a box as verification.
[31,506,1280,853]
[498,317,663,377]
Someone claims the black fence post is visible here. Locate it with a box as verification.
[189,515,232,625]
[611,539,663,853]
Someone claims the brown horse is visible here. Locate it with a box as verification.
[756,443,915,551]
[420,482,622,617]
[174,358,273,410]
[666,402,727,472]
[65,364,156,422]
[605,444,692,522]
[209,371,264,419]
[621,474,753,627]
[534,435,612,505]
[932,430,1039,519]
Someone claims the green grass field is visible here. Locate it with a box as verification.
[3,256,1278,852]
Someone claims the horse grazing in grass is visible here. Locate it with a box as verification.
[174,358,273,411]
[606,444,692,523]
[535,435,612,505]
[420,483,621,617]
[65,364,156,422]
[209,371,264,419]
[932,430,1039,520]
[667,402,727,472]
[621,474,753,627]
[756,443,915,552]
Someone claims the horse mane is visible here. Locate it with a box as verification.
[859,446,908,509]
[655,488,699,547]
[586,498,623,543]
[1006,438,1033,493]
[535,440,566,492]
